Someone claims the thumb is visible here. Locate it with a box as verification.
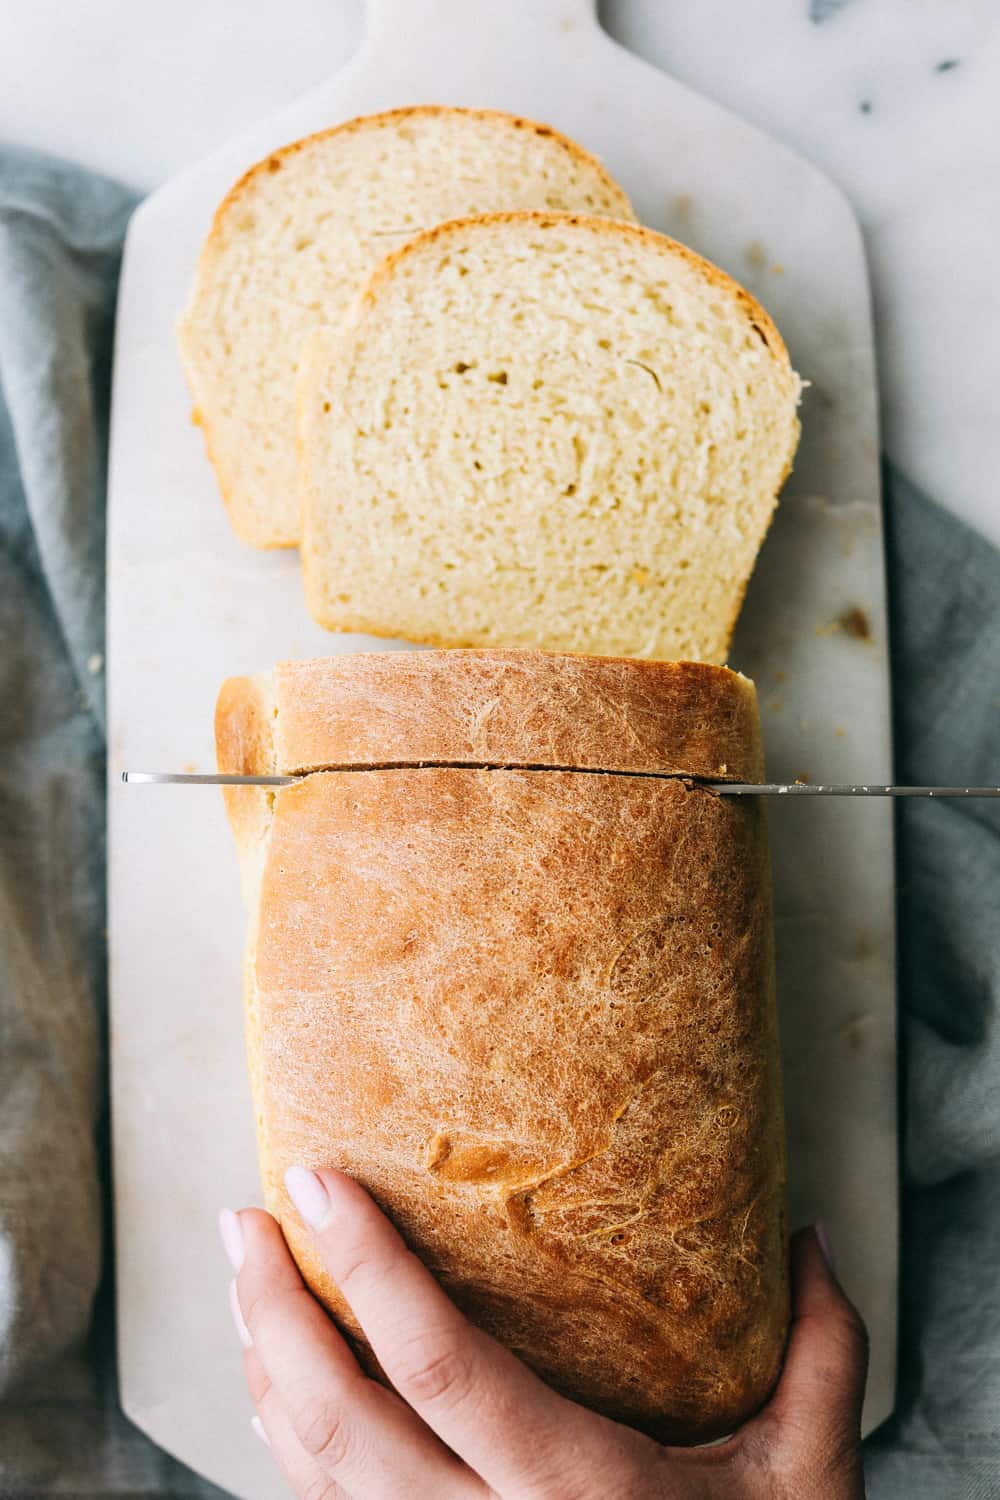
[764,1225,869,1485]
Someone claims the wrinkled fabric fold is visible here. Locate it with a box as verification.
[0,145,225,1497]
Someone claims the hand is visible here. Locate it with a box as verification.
[219,1170,868,1499]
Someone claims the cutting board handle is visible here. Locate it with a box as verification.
[364,0,600,52]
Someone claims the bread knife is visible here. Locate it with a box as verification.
[120,771,1000,797]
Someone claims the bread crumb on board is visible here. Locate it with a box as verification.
[816,605,873,642]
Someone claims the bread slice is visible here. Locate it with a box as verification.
[299,212,801,663]
[216,650,788,1443]
[178,108,634,548]
[214,649,765,781]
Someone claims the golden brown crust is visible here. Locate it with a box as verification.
[213,107,633,233]
[214,671,276,774]
[214,672,278,874]
[215,652,786,1441]
[218,650,764,783]
[254,768,785,1442]
[356,210,794,378]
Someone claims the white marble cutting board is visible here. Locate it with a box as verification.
[107,2,896,1492]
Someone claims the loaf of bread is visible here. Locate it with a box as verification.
[178,108,634,548]
[299,213,800,663]
[216,650,787,1443]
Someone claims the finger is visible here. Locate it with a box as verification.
[232,1207,479,1499]
[284,1166,655,1497]
[764,1225,869,1482]
[244,1345,350,1500]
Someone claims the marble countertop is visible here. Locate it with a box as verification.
[1,0,996,546]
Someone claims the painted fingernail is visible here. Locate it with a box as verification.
[815,1219,836,1271]
[229,1278,252,1348]
[285,1165,332,1230]
[219,1208,245,1272]
[251,1414,271,1448]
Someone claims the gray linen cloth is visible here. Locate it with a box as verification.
[0,146,997,1498]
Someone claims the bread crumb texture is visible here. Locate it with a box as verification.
[255,770,785,1443]
[178,108,634,547]
[300,213,800,663]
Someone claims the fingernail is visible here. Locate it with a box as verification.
[219,1208,245,1272]
[285,1165,332,1230]
[229,1278,252,1348]
[815,1219,836,1271]
[251,1414,271,1448]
